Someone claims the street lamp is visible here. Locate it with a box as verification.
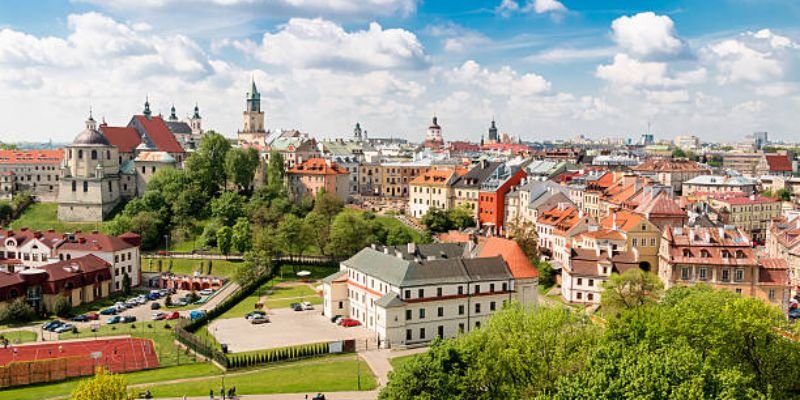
[164,235,170,256]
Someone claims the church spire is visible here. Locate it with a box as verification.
[193,103,201,119]
[169,104,177,121]
[143,96,152,118]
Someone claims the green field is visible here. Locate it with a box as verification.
[9,202,105,233]
[389,354,419,370]
[141,257,243,277]
[137,356,376,397]
[0,330,37,344]
[2,363,222,400]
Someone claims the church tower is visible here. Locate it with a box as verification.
[57,112,121,222]
[238,79,267,146]
[423,115,444,150]
[353,122,363,141]
[488,119,498,143]
[190,103,202,136]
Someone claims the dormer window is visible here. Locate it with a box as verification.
[736,250,745,259]
[721,250,730,258]
[700,249,711,258]
[683,249,692,257]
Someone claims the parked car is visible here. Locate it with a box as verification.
[152,312,166,321]
[340,318,361,328]
[86,312,99,320]
[122,315,137,323]
[189,310,206,320]
[290,303,303,312]
[106,316,122,324]
[165,311,180,320]
[199,289,214,296]
[54,323,75,333]
[43,320,63,331]
[100,307,118,315]
[789,308,800,320]
[174,299,188,307]
[302,301,315,310]
[250,315,270,324]
[245,311,266,320]
[71,315,90,322]
[330,315,342,323]
[150,302,161,310]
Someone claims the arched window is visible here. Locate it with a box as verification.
[700,249,711,258]
[683,249,692,257]
[736,250,745,258]
[91,150,97,160]
[71,181,77,192]
[106,150,111,160]
[721,250,731,258]
[78,150,83,159]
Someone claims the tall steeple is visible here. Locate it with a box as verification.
[247,78,261,113]
[488,118,498,143]
[169,104,178,121]
[143,96,152,118]
[86,107,96,131]
[354,122,363,141]
[193,103,201,119]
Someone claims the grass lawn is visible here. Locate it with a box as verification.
[137,355,376,397]
[10,202,105,233]
[264,296,322,309]
[273,264,338,282]
[217,279,277,320]
[389,354,419,370]
[3,363,222,400]
[141,257,243,278]
[0,330,37,344]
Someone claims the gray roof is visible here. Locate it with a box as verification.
[383,243,465,260]
[165,121,192,135]
[72,127,110,146]
[453,161,502,189]
[462,257,513,281]
[684,174,757,187]
[321,270,347,284]
[375,293,405,308]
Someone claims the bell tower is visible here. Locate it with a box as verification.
[238,78,267,146]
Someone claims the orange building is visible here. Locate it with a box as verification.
[287,158,350,201]
[478,163,527,234]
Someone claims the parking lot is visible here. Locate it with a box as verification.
[209,308,373,353]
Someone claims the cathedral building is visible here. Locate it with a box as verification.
[237,80,267,147]
[423,115,444,150]
[57,113,122,222]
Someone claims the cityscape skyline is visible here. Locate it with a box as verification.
[1,0,799,143]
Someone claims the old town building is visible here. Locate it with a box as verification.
[287,158,350,202]
[631,158,709,194]
[409,169,461,218]
[0,150,63,201]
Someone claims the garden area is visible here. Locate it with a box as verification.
[141,257,243,278]
[9,202,103,233]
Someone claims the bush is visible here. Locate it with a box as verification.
[52,295,72,318]
[164,295,173,307]
[4,298,35,323]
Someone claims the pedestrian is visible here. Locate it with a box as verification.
[183,396,187,400]
[220,387,225,399]
[232,386,236,397]
[209,388,214,399]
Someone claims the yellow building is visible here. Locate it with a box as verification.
[599,210,661,272]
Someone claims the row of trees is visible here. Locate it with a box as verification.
[380,284,800,399]
[419,205,475,233]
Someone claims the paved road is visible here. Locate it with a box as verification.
[158,391,380,400]
[358,347,428,387]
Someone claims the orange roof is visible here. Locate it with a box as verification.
[537,205,587,233]
[0,149,64,165]
[410,169,455,186]
[600,210,646,232]
[437,231,471,243]
[632,158,709,172]
[479,237,538,279]
[288,158,349,175]
[577,229,625,241]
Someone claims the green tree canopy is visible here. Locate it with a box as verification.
[600,269,664,312]
[71,367,128,400]
[326,212,376,258]
[216,225,233,255]
[277,214,310,256]
[211,191,245,226]
[225,147,260,193]
[232,217,252,254]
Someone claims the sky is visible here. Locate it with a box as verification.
[1,0,800,144]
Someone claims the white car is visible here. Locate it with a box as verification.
[302,301,315,310]
[199,289,214,296]
[152,312,166,321]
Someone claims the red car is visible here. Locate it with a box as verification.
[86,312,99,320]
[165,311,181,320]
[340,318,361,328]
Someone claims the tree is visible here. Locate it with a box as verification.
[231,217,252,254]
[211,191,245,226]
[447,205,475,230]
[71,367,128,400]
[266,150,286,192]
[4,298,35,323]
[216,226,233,256]
[601,269,663,311]
[277,214,310,256]
[200,220,221,248]
[185,131,232,197]
[776,188,791,201]
[121,273,132,296]
[129,211,163,250]
[420,208,452,233]
[225,147,260,193]
[671,148,687,158]
[537,260,554,288]
[327,212,375,258]
[508,220,539,263]
[304,211,331,255]
[0,201,13,223]
[52,295,71,318]
[386,225,413,245]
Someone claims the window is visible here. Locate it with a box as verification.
[418,288,424,298]
[698,268,707,280]
[406,329,412,341]
[474,284,480,293]
[734,269,744,282]
[475,321,481,328]
[683,249,692,257]
[419,308,425,319]
[681,267,691,280]
[108,181,112,192]
[83,181,88,192]
[436,287,442,297]
[458,305,464,315]
[106,150,111,160]
[502,283,507,292]
[78,150,83,159]
[577,278,583,285]
[650,238,656,246]
[490,301,496,311]
[420,328,426,339]
[588,279,594,287]
[588,293,594,301]
[437,307,444,317]
[91,150,97,160]
[632,238,637,247]
[736,250,745,259]
[404,290,410,299]
[735,288,742,294]
[458,323,465,333]
[438,326,444,338]
[71,181,76,192]
[405,310,411,321]
[489,283,495,292]
[768,288,776,300]
[475,303,481,313]
[701,249,711,258]
[721,269,730,282]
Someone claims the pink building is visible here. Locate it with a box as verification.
[287,158,350,201]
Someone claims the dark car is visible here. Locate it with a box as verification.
[150,302,161,310]
[122,315,137,323]
[290,303,302,311]
[789,308,800,320]
[330,315,342,323]
[42,320,61,330]
[100,307,118,315]
[71,315,90,322]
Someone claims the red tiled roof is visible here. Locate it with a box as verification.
[0,228,65,248]
[758,259,789,285]
[132,115,184,154]
[632,158,709,172]
[287,158,348,175]
[764,154,792,172]
[0,149,64,165]
[437,231,471,243]
[41,254,111,282]
[478,237,538,279]
[635,191,685,216]
[56,232,137,252]
[600,210,647,232]
[100,125,141,153]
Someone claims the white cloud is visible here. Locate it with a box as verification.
[425,23,490,53]
[705,39,782,84]
[496,0,520,17]
[447,60,551,96]
[595,53,706,89]
[496,0,567,17]
[244,18,428,71]
[525,46,615,63]
[610,12,687,59]
[752,29,798,49]
[524,0,567,14]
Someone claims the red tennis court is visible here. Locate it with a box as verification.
[0,337,159,373]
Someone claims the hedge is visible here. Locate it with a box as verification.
[226,342,331,370]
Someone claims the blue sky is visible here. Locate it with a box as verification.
[1,0,799,143]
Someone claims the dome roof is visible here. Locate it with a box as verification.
[72,127,111,146]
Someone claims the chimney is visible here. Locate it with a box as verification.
[558,202,569,211]
[718,227,725,240]
[579,210,584,218]
[606,243,613,256]
[612,212,618,230]
[595,244,601,257]
[407,242,416,255]
[704,231,710,243]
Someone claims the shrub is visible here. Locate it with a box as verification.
[52,296,72,318]
[5,298,35,323]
